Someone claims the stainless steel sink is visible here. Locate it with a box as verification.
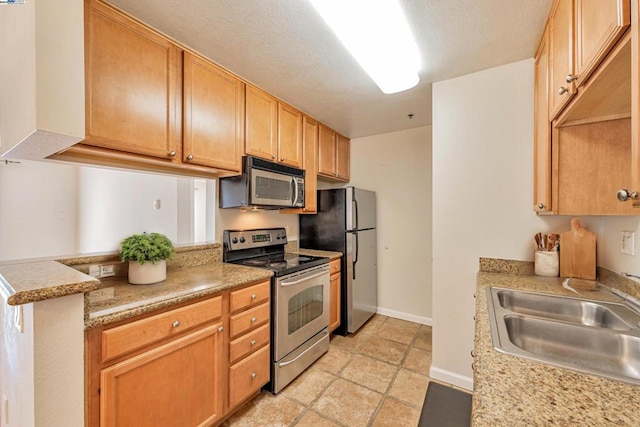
[487,287,640,385]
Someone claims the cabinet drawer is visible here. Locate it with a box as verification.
[229,345,270,409]
[229,302,270,339]
[102,296,222,363]
[329,259,341,274]
[230,323,270,364]
[230,280,270,313]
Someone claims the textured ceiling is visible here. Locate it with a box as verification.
[107,0,552,138]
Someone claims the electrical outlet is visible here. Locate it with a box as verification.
[153,199,161,210]
[89,265,100,278]
[621,231,635,256]
[99,265,115,278]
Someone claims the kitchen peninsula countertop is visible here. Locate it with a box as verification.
[473,267,639,425]
[86,262,273,329]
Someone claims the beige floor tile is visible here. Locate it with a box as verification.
[329,329,374,352]
[358,314,387,333]
[224,391,305,427]
[413,329,433,352]
[361,336,409,365]
[294,410,340,427]
[340,354,398,393]
[377,322,418,345]
[372,397,421,427]
[402,347,432,375]
[384,317,421,331]
[314,346,353,374]
[312,378,382,427]
[388,369,430,408]
[281,367,336,406]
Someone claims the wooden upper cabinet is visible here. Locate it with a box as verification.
[550,0,576,119]
[534,26,552,213]
[183,52,244,172]
[336,134,350,181]
[85,0,180,160]
[277,103,303,168]
[245,85,278,162]
[318,124,337,177]
[302,117,319,213]
[575,0,630,87]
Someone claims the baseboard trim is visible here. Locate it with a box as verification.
[429,366,473,391]
[376,307,432,326]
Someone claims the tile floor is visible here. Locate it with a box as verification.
[223,315,433,427]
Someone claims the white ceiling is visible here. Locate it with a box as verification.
[107,0,552,138]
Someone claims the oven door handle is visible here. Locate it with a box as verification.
[277,330,329,367]
[280,270,327,286]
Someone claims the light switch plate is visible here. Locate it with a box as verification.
[621,231,635,256]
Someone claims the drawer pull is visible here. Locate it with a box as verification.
[251,372,257,379]
[251,317,257,323]
[251,340,257,346]
[251,293,257,300]
[218,326,224,333]
[172,320,180,328]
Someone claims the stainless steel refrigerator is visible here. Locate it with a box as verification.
[299,187,377,335]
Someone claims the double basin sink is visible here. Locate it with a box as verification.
[487,287,640,386]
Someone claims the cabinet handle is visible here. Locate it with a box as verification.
[251,372,257,379]
[251,340,257,346]
[557,87,569,96]
[168,151,176,157]
[186,154,194,161]
[218,326,224,333]
[172,320,180,328]
[251,293,257,300]
[617,188,639,202]
[536,202,546,210]
[251,317,257,323]
[565,74,578,83]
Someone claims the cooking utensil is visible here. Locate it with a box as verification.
[535,233,543,250]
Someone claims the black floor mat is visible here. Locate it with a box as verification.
[418,382,472,427]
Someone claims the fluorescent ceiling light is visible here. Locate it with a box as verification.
[310,0,421,94]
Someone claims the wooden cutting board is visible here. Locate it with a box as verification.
[560,217,596,280]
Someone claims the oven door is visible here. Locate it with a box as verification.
[274,264,330,360]
[250,168,303,207]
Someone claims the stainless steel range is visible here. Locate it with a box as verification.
[223,228,330,393]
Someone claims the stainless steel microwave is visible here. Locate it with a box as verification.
[219,156,305,208]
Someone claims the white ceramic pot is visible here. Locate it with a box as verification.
[128,260,167,285]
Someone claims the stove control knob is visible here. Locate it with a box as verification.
[232,237,238,244]
[240,237,246,243]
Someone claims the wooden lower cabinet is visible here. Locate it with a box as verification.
[329,259,341,333]
[86,280,272,427]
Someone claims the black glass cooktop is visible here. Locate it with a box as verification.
[230,253,329,277]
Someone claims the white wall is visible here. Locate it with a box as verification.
[598,217,640,279]
[431,59,578,389]
[348,126,432,324]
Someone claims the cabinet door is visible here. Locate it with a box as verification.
[329,273,341,333]
[549,0,576,119]
[183,52,244,172]
[100,324,224,427]
[302,117,319,213]
[85,0,180,159]
[575,0,630,87]
[277,103,303,167]
[245,85,278,161]
[318,124,337,177]
[336,134,350,181]
[534,27,552,213]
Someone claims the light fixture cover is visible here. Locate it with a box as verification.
[311,0,421,94]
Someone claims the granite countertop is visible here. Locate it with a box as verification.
[294,248,343,260]
[473,272,639,426]
[85,262,273,329]
[0,260,100,305]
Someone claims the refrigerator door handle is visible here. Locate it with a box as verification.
[353,193,359,231]
[353,232,358,280]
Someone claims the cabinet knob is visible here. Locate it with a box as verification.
[471,350,476,358]
[251,372,257,379]
[251,340,257,346]
[557,86,569,96]
[565,74,578,83]
[251,317,257,323]
[271,154,276,159]
[617,188,639,202]
[172,320,180,328]
[186,154,194,161]
[218,326,224,333]
[168,151,176,157]
[251,293,257,300]
[537,203,546,210]
[280,157,284,162]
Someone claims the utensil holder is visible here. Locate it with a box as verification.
[535,251,559,277]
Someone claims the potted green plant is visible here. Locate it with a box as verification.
[120,232,175,285]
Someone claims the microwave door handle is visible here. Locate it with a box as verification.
[291,177,299,206]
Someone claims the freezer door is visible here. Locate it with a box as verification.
[346,229,377,333]
[346,187,376,231]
